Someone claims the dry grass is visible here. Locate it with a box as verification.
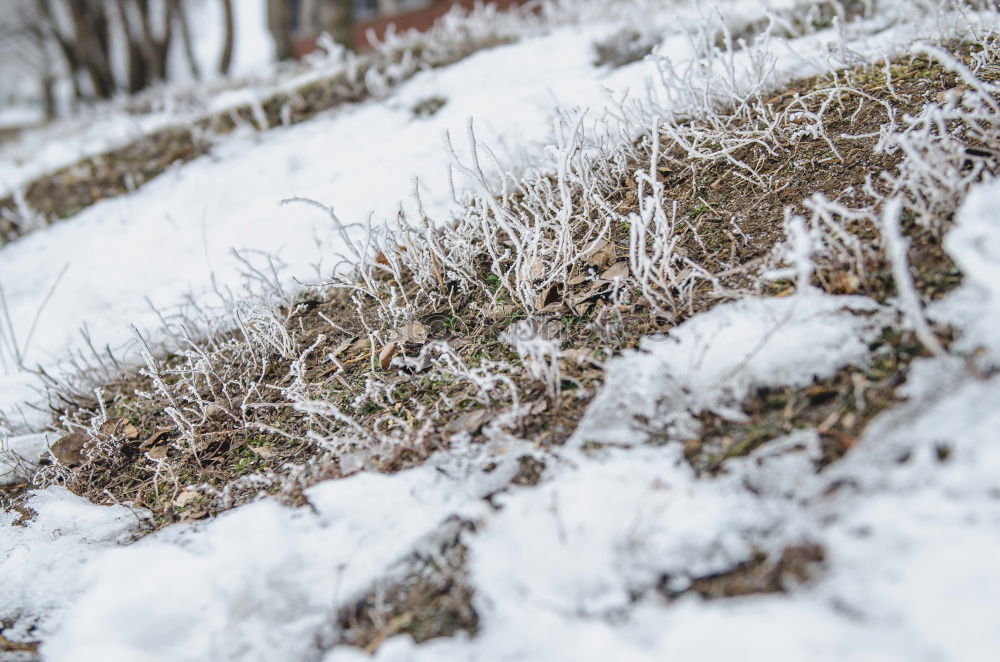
[13,40,997,537]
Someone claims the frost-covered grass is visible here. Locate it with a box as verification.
[3,0,1000,660]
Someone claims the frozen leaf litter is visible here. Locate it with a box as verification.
[4,1,1000,660]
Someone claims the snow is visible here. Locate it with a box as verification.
[3,1,1000,660]
[572,294,888,446]
[34,443,522,662]
[0,488,144,640]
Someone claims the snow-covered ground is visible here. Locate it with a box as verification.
[2,1,1000,660]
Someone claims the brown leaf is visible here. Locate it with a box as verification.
[394,321,429,345]
[618,189,636,211]
[443,409,490,436]
[141,428,171,450]
[0,633,39,653]
[99,417,139,440]
[561,348,601,367]
[568,280,612,310]
[526,257,545,282]
[330,336,357,359]
[534,284,562,311]
[348,336,371,356]
[204,403,229,422]
[601,261,630,281]
[935,85,968,103]
[50,431,89,468]
[489,304,520,320]
[173,490,201,508]
[830,272,861,294]
[249,445,274,460]
[585,240,616,269]
[146,446,169,461]
[379,342,399,370]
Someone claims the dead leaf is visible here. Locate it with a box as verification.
[0,633,39,653]
[585,240,616,269]
[249,445,274,459]
[141,428,171,449]
[830,272,861,294]
[146,446,169,461]
[205,403,229,422]
[348,336,372,355]
[561,348,601,367]
[174,490,201,508]
[618,189,636,210]
[821,429,858,452]
[601,261,630,281]
[566,272,589,286]
[99,417,140,440]
[534,284,562,311]
[330,336,357,359]
[526,257,545,281]
[537,300,566,315]
[50,431,89,468]
[490,304,520,320]
[443,409,490,436]
[394,321,429,345]
[935,84,968,103]
[568,280,611,309]
[379,342,399,370]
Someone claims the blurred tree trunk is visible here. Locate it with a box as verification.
[267,0,295,60]
[133,0,173,83]
[67,0,116,98]
[35,0,84,102]
[218,0,235,74]
[320,0,354,49]
[31,0,241,109]
[116,0,149,93]
[173,0,202,79]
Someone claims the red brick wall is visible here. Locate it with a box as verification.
[353,0,529,50]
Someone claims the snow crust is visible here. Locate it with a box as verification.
[572,294,887,445]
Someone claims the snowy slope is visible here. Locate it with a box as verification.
[2,1,1000,660]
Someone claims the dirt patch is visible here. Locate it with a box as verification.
[658,543,826,600]
[0,626,40,659]
[333,520,477,654]
[682,327,940,474]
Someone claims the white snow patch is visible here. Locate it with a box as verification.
[573,294,887,446]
